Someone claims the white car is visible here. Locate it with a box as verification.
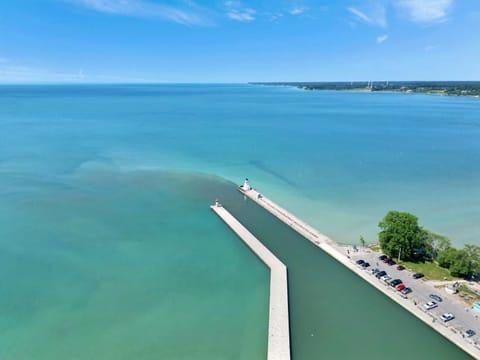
[381,275,392,282]
[423,301,438,310]
[440,313,455,322]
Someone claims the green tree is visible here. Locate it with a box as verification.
[449,249,473,277]
[437,247,458,269]
[422,230,451,259]
[378,211,424,260]
[437,245,479,278]
[464,244,480,273]
[359,235,366,248]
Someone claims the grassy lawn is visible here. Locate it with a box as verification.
[369,244,381,252]
[400,261,457,281]
[368,245,460,281]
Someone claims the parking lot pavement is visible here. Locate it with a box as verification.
[350,248,480,347]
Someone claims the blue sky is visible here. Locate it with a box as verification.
[0,0,479,82]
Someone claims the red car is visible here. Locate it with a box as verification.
[396,283,406,291]
[396,265,405,270]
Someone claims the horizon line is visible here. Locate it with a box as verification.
[1,80,480,86]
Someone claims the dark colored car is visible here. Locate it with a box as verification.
[401,287,412,295]
[429,294,442,302]
[378,255,388,261]
[390,279,403,287]
[396,265,405,270]
[382,257,391,263]
[387,259,396,266]
[413,272,424,279]
[356,259,365,265]
[376,271,387,278]
[361,262,370,268]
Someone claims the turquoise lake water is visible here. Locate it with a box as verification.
[0,84,478,359]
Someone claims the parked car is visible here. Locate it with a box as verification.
[361,262,370,268]
[387,259,396,266]
[382,257,391,263]
[440,313,455,322]
[379,255,388,261]
[423,301,438,310]
[401,287,412,295]
[381,275,392,282]
[356,259,365,265]
[396,265,405,270]
[464,329,476,338]
[429,294,442,302]
[369,268,380,275]
[390,279,403,287]
[413,272,424,279]
[376,271,387,278]
[396,283,406,291]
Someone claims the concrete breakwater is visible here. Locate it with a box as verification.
[239,187,480,360]
[211,204,291,360]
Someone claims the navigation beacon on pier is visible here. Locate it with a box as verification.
[240,178,262,199]
[241,178,251,191]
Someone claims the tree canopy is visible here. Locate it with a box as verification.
[449,250,473,277]
[437,247,455,268]
[438,245,480,277]
[464,244,480,273]
[378,211,424,260]
[422,230,451,259]
[378,210,480,278]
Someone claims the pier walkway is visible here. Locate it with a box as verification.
[211,204,291,360]
[239,187,480,360]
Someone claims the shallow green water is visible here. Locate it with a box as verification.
[0,170,269,359]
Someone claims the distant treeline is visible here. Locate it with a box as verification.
[251,81,480,97]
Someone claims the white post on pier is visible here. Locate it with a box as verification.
[215,198,221,207]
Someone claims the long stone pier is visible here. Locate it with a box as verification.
[239,186,480,360]
[211,204,291,360]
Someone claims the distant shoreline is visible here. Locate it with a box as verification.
[250,81,480,99]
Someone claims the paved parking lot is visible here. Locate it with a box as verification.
[350,247,480,348]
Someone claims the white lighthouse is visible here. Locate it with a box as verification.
[242,178,251,191]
